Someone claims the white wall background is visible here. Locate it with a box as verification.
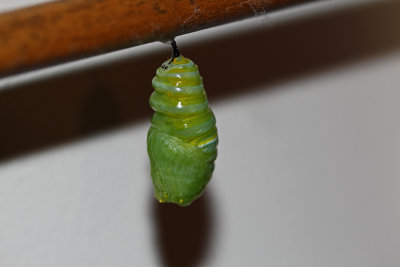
[0,0,399,267]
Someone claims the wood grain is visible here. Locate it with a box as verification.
[0,0,306,76]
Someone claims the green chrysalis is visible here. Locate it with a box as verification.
[147,41,218,206]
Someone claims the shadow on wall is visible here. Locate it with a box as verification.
[151,191,214,267]
[0,0,399,161]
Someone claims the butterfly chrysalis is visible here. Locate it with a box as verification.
[147,41,218,206]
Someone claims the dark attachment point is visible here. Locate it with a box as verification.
[169,40,180,64]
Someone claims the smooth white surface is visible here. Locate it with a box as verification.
[211,52,400,267]
[1,0,399,266]
[1,51,399,266]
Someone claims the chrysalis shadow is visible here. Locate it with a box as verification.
[151,191,214,267]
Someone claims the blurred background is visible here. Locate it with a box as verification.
[0,0,399,266]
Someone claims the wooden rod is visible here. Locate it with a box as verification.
[0,0,306,77]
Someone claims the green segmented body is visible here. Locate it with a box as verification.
[147,55,218,206]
